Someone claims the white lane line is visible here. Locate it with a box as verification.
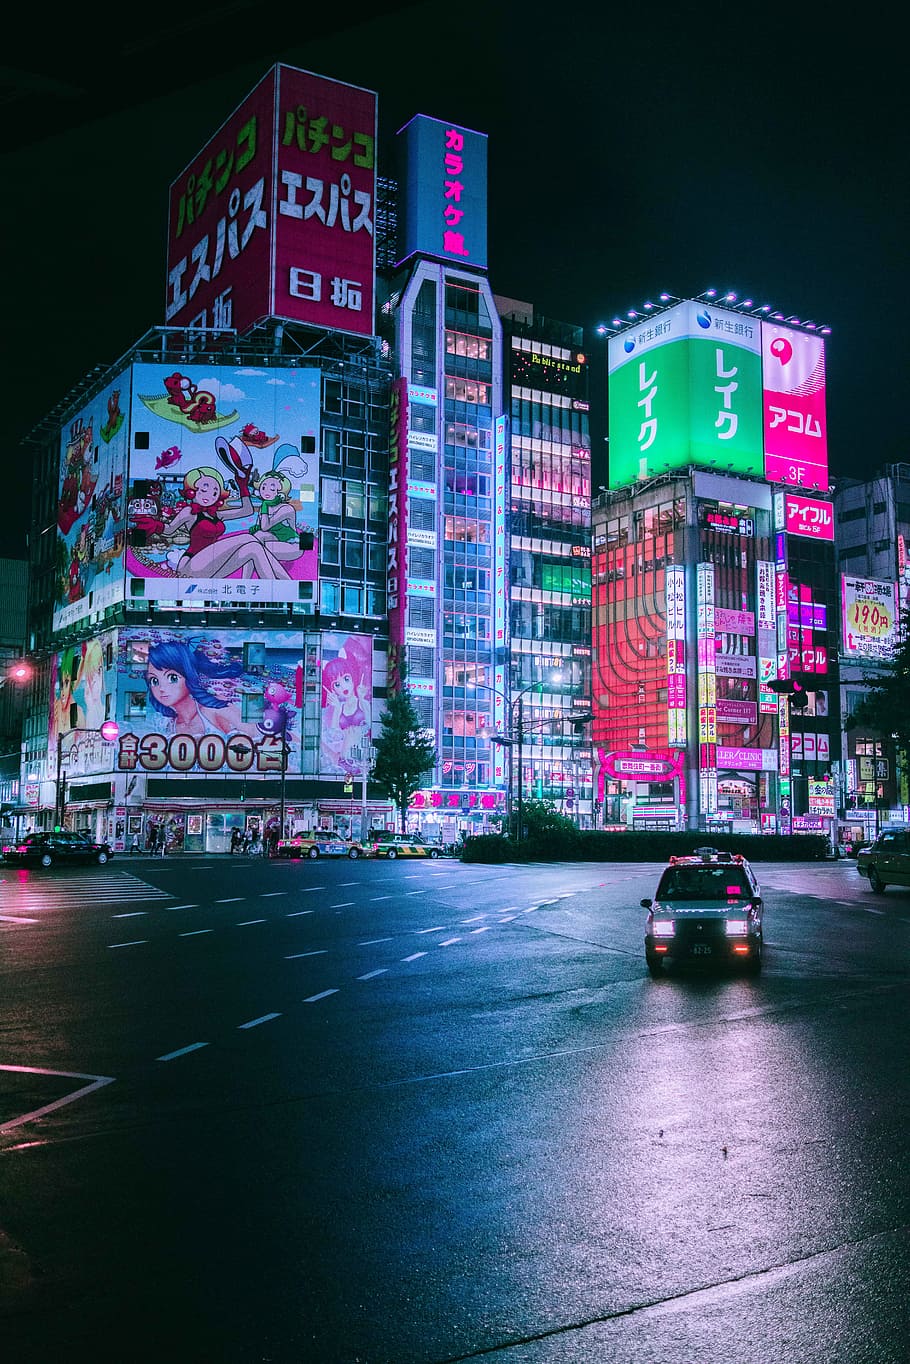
[416,925,447,934]
[332,902,354,908]
[0,1065,115,1133]
[108,940,148,949]
[236,919,266,926]
[179,929,212,937]
[438,937,461,947]
[359,937,392,945]
[358,969,388,980]
[303,989,339,1003]
[286,909,314,917]
[297,886,325,893]
[402,952,428,962]
[260,892,287,897]
[0,915,40,924]
[112,911,148,919]
[156,1042,208,1061]
[522,906,539,913]
[403,875,420,880]
[338,882,358,887]
[470,926,492,934]
[460,915,486,923]
[370,895,393,901]
[216,898,244,903]
[238,1012,281,1030]
[285,950,328,959]
[404,891,422,896]
[166,904,199,911]
[499,915,517,922]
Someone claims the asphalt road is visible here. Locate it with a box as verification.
[1,853,908,1363]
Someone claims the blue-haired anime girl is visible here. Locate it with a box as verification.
[145,639,255,737]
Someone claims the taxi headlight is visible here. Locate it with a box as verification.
[725,918,749,936]
[651,918,675,937]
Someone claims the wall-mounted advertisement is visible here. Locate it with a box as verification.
[841,576,897,659]
[125,363,319,603]
[397,114,488,270]
[115,628,301,775]
[665,565,687,747]
[608,301,762,489]
[762,323,828,489]
[387,378,409,687]
[320,632,372,778]
[166,64,377,339]
[54,380,129,631]
[47,632,119,780]
[783,491,834,541]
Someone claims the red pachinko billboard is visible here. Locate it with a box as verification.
[762,322,828,490]
[165,65,377,339]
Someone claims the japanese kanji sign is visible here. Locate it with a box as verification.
[397,114,488,270]
[165,65,377,339]
[783,492,834,541]
[762,323,828,490]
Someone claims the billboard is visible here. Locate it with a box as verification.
[608,302,762,488]
[47,632,119,780]
[841,576,898,659]
[115,628,301,775]
[397,115,488,269]
[386,378,409,687]
[125,362,319,604]
[320,632,373,778]
[54,380,129,632]
[166,65,377,338]
[783,492,834,540]
[762,323,828,489]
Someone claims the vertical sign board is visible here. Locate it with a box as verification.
[665,565,687,747]
[608,301,762,489]
[166,65,377,338]
[841,577,898,660]
[386,379,409,687]
[762,323,828,489]
[493,416,509,768]
[697,563,718,816]
[397,115,488,269]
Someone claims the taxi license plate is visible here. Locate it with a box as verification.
[691,944,712,956]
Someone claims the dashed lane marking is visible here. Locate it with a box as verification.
[260,892,287,897]
[285,950,328,959]
[359,937,392,945]
[179,929,212,937]
[238,1013,281,1030]
[216,898,244,904]
[358,969,387,980]
[402,952,428,962]
[439,937,461,947]
[286,909,314,917]
[416,925,447,934]
[112,911,147,919]
[108,940,148,949]
[236,919,266,926]
[303,989,339,1003]
[156,1043,208,1061]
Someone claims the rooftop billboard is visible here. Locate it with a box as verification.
[397,114,488,270]
[762,323,828,490]
[165,65,377,338]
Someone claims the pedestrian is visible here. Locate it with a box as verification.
[130,833,140,854]
[230,828,242,855]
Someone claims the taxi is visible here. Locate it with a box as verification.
[641,848,763,976]
[366,832,441,860]
[276,831,364,860]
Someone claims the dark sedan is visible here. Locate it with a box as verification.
[2,831,114,868]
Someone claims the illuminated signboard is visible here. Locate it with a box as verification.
[841,576,897,659]
[716,746,778,771]
[397,114,488,270]
[387,379,409,684]
[608,301,763,489]
[601,750,685,779]
[697,562,718,814]
[510,345,588,401]
[166,65,377,338]
[665,565,687,747]
[783,492,834,541]
[492,416,508,756]
[762,323,828,489]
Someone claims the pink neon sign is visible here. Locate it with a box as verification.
[784,493,834,541]
[762,323,828,489]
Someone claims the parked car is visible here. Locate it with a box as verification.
[856,829,910,892]
[366,832,441,860]
[2,831,114,868]
[276,831,364,860]
[642,848,763,975]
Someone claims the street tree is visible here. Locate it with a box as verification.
[371,671,437,832]
[845,638,910,752]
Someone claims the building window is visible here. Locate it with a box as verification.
[368,542,386,573]
[408,598,435,628]
[321,582,340,613]
[409,546,435,579]
[323,428,341,464]
[409,499,436,531]
[342,585,363,614]
[343,537,364,570]
[321,478,341,516]
[343,481,365,521]
[321,530,340,565]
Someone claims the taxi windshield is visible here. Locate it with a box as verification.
[656,866,750,900]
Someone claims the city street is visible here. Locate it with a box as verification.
[1,853,908,1363]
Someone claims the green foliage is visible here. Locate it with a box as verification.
[513,797,578,840]
[844,638,910,752]
[371,673,436,832]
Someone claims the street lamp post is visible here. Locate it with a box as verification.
[55,722,120,829]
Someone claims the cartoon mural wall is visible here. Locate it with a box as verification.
[320,632,372,777]
[115,628,303,776]
[126,363,320,603]
[54,381,129,631]
[47,633,119,779]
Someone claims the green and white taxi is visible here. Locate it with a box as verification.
[366,833,441,860]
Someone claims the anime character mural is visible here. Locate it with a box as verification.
[143,638,261,738]
[320,634,372,777]
[125,364,320,601]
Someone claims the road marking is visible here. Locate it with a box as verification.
[499,915,517,922]
[416,925,447,934]
[359,937,392,945]
[402,952,428,962]
[339,882,358,887]
[461,915,486,923]
[108,940,148,949]
[0,914,40,924]
[166,904,199,911]
[260,892,287,897]
[403,875,420,879]
[470,926,492,934]
[238,1013,281,1030]
[358,969,388,980]
[285,950,328,959]
[331,902,354,908]
[179,929,212,937]
[216,897,244,903]
[404,890,422,896]
[370,895,393,901]
[0,1065,115,1132]
[303,989,339,1003]
[286,909,314,917]
[156,1043,208,1061]
[439,937,461,947]
[111,911,148,918]
[236,919,266,926]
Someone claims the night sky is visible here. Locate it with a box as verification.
[3,2,903,559]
